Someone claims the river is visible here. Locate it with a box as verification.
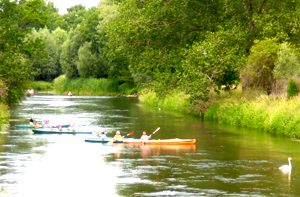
[1,95,300,196]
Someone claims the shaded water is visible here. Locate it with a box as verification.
[1,95,300,196]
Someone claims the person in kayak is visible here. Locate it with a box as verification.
[29,118,34,126]
[57,125,63,131]
[113,131,123,140]
[34,122,40,128]
[140,131,151,142]
[43,120,51,128]
[101,131,108,141]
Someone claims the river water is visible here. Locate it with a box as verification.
[1,95,300,196]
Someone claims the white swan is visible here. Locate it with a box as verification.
[279,157,292,172]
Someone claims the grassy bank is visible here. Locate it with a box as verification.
[138,90,193,114]
[139,87,300,139]
[53,76,137,96]
[0,102,9,131]
[204,92,300,138]
[29,81,53,91]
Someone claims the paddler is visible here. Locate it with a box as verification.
[34,122,40,128]
[29,118,34,126]
[101,131,108,141]
[140,131,151,142]
[113,131,123,140]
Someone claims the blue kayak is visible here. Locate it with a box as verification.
[15,124,70,129]
[84,138,131,143]
[32,128,92,134]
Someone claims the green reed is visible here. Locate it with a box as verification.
[29,81,53,90]
[53,76,129,95]
[139,90,192,113]
[205,91,300,138]
[0,102,9,130]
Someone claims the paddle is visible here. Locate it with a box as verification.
[142,127,160,144]
[107,131,135,145]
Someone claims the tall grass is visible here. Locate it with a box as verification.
[139,90,192,113]
[205,88,300,138]
[53,75,135,95]
[0,102,9,131]
[29,81,53,90]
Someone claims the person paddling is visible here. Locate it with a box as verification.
[140,127,160,144]
[113,131,123,140]
[140,131,150,142]
[101,131,108,141]
[34,122,40,128]
[29,118,34,126]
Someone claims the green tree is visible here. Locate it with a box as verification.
[104,0,300,100]
[98,0,135,87]
[45,1,68,31]
[27,27,60,81]
[181,29,247,102]
[63,4,88,31]
[274,43,300,80]
[60,28,82,79]
[241,38,279,95]
[0,0,49,105]
[53,27,68,75]
[77,42,109,78]
[287,79,300,98]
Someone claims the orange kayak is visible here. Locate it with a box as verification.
[123,138,196,145]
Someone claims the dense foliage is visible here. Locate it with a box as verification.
[2,0,300,107]
[0,0,49,105]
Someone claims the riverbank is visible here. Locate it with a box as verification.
[52,76,137,96]
[0,102,9,131]
[205,94,300,138]
[139,87,300,139]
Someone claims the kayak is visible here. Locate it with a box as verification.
[32,128,92,134]
[123,138,196,145]
[15,124,70,129]
[84,138,130,143]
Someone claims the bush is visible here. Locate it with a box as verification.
[53,75,136,95]
[29,81,53,90]
[139,90,192,113]
[0,102,9,130]
[287,79,299,98]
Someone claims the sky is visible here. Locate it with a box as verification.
[47,0,101,15]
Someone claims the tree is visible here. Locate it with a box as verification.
[104,0,300,100]
[27,28,60,81]
[77,42,109,78]
[44,1,68,31]
[60,28,82,79]
[287,79,300,98]
[181,29,247,102]
[53,27,68,75]
[0,0,49,105]
[97,0,135,87]
[241,39,279,95]
[274,43,300,80]
[63,4,88,31]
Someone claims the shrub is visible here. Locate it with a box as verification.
[287,79,299,98]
